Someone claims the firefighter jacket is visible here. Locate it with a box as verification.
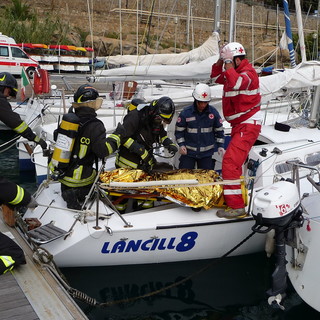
[0,232,26,275]
[116,107,174,169]
[175,103,225,158]
[0,93,41,142]
[57,107,121,187]
[210,59,261,126]
[0,176,31,207]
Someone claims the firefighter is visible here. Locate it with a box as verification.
[50,84,124,210]
[0,232,26,275]
[0,72,42,211]
[0,72,47,150]
[113,96,178,213]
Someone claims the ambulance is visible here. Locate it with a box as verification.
[0,33,39,78]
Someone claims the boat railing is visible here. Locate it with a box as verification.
[286,159,320,195]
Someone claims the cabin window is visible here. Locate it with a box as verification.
[0,46,9,57]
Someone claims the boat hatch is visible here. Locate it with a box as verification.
[27,223,70,244]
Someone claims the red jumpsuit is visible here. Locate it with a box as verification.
[211,59,261,209]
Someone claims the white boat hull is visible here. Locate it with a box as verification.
[21,181,265,267]
[286,192,320,312]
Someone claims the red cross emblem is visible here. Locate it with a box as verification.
[202,92,208,98]
[238,47,244,54]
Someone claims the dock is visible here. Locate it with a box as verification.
[0,213,88,320]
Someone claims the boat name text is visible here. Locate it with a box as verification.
[101,231,198,254]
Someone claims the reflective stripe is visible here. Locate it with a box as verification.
[73,166,83,181]
[176,138,185,144]
[175,126,185,132]
[61,170,96,187]
[187,128,197,133]
[116,155,138,169]
[141,150,148,160]
[0,255,15,273]
[137,200,154,209]
[224,189,242,195]
[224,88,260,97]
[216,138,225,143]
[115,203,127,211]
[201,127,213,133]
[225,103,260,121]
[108,134,121,148]
[124,138,134,149]
[78,144,87,159]
[106,142,114,154]
[214,127,224,132]
[160,135,169,143]
[9,185,24,205]
[240,119,262,125]
[200,145,214,152]
[186,146,197,151]
[13,121,28,134]
[232,77,243,90]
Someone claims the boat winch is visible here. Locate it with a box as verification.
[251,180,304,310]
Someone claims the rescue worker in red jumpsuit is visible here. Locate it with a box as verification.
[0,72,46,210]
[210,42,262,218]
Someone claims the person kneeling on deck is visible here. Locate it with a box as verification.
[113,96,178,213]
[49,84,124,210]
[0,177,38,275]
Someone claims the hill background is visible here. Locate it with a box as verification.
[1,0,319,65]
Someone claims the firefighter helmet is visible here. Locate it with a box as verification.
[0,72,18,97]
[74,84,99,103]
[192,83,211,102]
[151,96,175,123]
[224,42,246,58]
[128,98,145,112]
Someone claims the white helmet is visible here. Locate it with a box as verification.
[192,83,211,102]
[224,42,246,57]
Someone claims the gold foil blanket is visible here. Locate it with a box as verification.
[99,168,225,209]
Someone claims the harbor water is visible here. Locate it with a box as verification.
[1,132,320,320]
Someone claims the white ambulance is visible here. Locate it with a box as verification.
[0,33,39,78]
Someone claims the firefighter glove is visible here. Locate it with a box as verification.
[35,137,48,150]
[166,143,178,155]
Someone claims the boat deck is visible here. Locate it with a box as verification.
[0,213,88,320]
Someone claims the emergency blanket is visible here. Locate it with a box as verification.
[99,168,224,210]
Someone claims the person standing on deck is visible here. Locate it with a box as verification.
[113,96,178,213]
[175,83,225,170]
[49,84,124,210]
[210,42,262,218]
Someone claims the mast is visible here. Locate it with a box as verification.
[294,0,307,62]
[214,0,221,33]
[229,0,236,42]
[282,0,296,67]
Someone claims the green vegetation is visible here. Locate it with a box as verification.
[0,0,72,44]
